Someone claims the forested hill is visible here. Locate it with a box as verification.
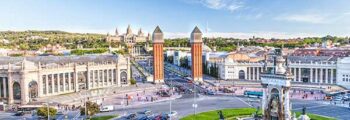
[0,30,108,50]
[0,30,349,52]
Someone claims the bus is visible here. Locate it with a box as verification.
[244,91,263,98]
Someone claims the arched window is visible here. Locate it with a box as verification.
[13,82,21,100]
[239,70,245,79]
[28,81,38,98]
[120,71,128,84]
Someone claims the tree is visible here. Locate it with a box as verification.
[130,78,136,85]
[80,101,100,118]
[37,106,57,119]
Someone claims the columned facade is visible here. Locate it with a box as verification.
[152,26,164,83]
[0,55,130,105]
[190,27,203,82]
[219,58,339,85]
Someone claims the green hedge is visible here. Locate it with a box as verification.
[71,48,108,55]
[90,115,117,120]
[181,108,258,120]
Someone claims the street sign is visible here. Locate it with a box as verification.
[192,104,198,108]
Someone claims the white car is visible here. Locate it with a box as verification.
[100,105,114,112]
[167,111,178,117]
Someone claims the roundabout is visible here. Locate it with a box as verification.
[180,108,336,120]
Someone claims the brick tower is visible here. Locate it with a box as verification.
[190,26,203,82]
[152,26,164,83]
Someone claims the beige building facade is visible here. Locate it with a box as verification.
[0,55,130,105]
[106,25,150,44]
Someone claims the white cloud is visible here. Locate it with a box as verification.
[275,14,329,24]
[197,0,244,12]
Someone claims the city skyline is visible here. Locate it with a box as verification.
[1,0,350,39]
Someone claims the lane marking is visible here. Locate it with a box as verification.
[235,97,252,107]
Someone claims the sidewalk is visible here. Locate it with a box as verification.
[35,83,160,106]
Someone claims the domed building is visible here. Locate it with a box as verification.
[106,25,151,44]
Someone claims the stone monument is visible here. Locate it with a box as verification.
[261,48,294,120]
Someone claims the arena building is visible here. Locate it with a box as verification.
[0,54,130,105]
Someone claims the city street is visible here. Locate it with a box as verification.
[95,95,350,120]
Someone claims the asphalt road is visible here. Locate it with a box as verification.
[98,95,252,120]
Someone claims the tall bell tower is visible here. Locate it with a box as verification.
[190,26,203,82]
[152,26,164,83]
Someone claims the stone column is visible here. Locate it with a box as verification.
[6,77,12,104]
[58,73,61,93]
[252,67,256,80]
[111,69,115,85]
[68,73,72,91]
[330,69,334,84]
[7,63,13,104]
[97,70,100,87]
[63,73,67,92]
[247,67,250,80]
[2,77,6,98]
[21,71,29,105]
[116,64,120,86]
[45,75,48,95]
[310,68,313,83]
[107,69,110,86]
[87,64,91,90]
[284,87,291,119]
[102,70,105,87]
[51,74,54,94]
[74,65,79,92]
[92,70,95,88]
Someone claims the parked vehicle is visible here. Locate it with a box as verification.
[56,111,64,115]
[126,113,137,120]
[14,112,25,116]
[167,111,178,117]
[100,105,114,112]
[324,96,332,100]
[207,90,215,95]
[140,110,152,116]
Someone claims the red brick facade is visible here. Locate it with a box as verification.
[153,43,164,83]
[191,43,203,81]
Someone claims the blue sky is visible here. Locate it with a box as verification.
[1,0,350,38]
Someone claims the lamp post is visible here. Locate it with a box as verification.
[193,80,197,118]
[169,74,173,120]
[44,100,52,120]
[47,103,49,120]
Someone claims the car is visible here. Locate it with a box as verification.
[56,111,64,115]
[154,114,169,120]
[167,111,178,117]
[207,91,215,95]
[141,110,152,116]
[138,116,153,120]
[14,112,25,116]
[126,113,137,120]
[100,105,114,112]
[333,97,342,101]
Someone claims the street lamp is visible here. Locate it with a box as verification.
[193,80,198,118]
[79,84,88,119]
[44,100,53,120]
